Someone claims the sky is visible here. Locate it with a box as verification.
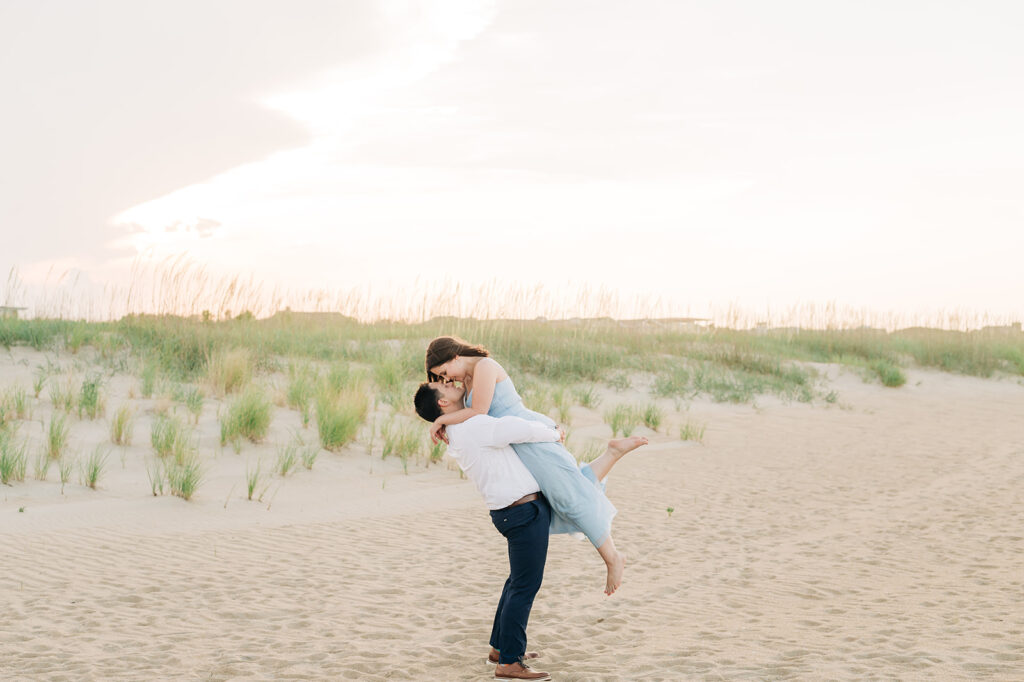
[1,0,1022,323]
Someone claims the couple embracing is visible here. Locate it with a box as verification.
[414,336,647,680]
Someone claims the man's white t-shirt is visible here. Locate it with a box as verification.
[446,414,559,510]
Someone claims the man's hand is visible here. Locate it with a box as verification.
[557,426,566,443]
[430,420,449,445]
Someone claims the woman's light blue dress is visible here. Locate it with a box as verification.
[468,378,617,548]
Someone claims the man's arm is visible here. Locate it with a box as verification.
[489,415,560,448]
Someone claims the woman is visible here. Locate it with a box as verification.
[425,335,644,595]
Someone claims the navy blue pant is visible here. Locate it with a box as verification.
[488,496,551,665]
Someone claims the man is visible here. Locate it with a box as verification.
[415,379,556,681]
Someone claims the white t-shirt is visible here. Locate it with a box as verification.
[446,414,559,510]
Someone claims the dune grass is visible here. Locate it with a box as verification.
[110,404,134,446]
[0,427,28,484]
[641,403,663,431]
[573,384,602,409]
[167,451,204,500]
[79,445,109,489]
[276,441,299,477]
[151,415,191,462]
[172,385,205,424]
[680,419,707,443]
[46,413,70,460]
[32,367,47,398]
[315,387,368,451]
[220,386,272,449]
[58,455,74,493]
[145,458,166,496]
[569,437,604,464]
[604,404,641,437]
[78,374,105,419]
[381,416,422,473]
[428,440,446,465]
[1,314,1021,420]
[140,359,158,398]
[49,376,77,413]
[32,448,50,480]
[245,459,266,500]
[301,445,320,470]
[206,347,253,397]
[372,349,417,410]
[0,385,30,424]
[286,363,317,427]
[552,387,573,424]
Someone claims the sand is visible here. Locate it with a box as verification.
[2,347,1023,680]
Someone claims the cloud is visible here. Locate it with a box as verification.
[0,0,385,270]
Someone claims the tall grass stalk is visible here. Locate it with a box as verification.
[1,385,30,421]
[372,351,411,409]
[110,404,135,446]
[33,448,50,480]
[301,445,320,470]
[140,360,158,398]
[870,359,907,387]
[181,386,204,424]
[58,455,74,493]
[220,387,272,449]
[604,404,640,437]
[315,389,367,451]
[32,367,47,398]
[47,413,70,460]
[49,377,76,413]
[381,417,422,473]
[79,445,109,489]
[574,385,601,409]
[246,459,266,500]
[276,442,299,476]
[0,428,28,483]
[570,439,604,464]
[167,451,204,500]
[78,374,105,419]
[151,415,191,463]
[206,347,253,397]
[680,420,707,443]
[641,403,664,431]
[428,440,446,465]
[552,387,573,424]
[146,458,166,496]
[286,363,317,427]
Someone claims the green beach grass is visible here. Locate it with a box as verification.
[2,315,1022,409]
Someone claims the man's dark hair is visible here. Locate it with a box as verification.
[414,382,443,423]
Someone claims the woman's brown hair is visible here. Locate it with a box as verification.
[425,336,490,381]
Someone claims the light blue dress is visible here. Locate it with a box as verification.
[468,378,617,548]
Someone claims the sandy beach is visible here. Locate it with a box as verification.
[2,346,1023,680]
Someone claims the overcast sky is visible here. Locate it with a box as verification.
[2,0,1022,322]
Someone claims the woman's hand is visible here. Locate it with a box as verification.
[430,420,449,445]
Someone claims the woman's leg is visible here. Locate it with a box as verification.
[586,435,648,481]
[596,534,626,595]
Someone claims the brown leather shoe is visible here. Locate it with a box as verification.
[488,648,540,665]
[494,659,551,681]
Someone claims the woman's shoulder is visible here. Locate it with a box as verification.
[476,357,509,380]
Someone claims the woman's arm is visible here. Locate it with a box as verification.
[429,359,502,443]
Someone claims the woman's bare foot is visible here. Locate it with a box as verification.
[605,551,626,595]
[587,436,648,481]
[608,435,648,459]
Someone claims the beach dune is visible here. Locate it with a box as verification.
[2,348,1023,680]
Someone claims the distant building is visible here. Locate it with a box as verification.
[980,322,1022,334]
[0,306,27,319]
